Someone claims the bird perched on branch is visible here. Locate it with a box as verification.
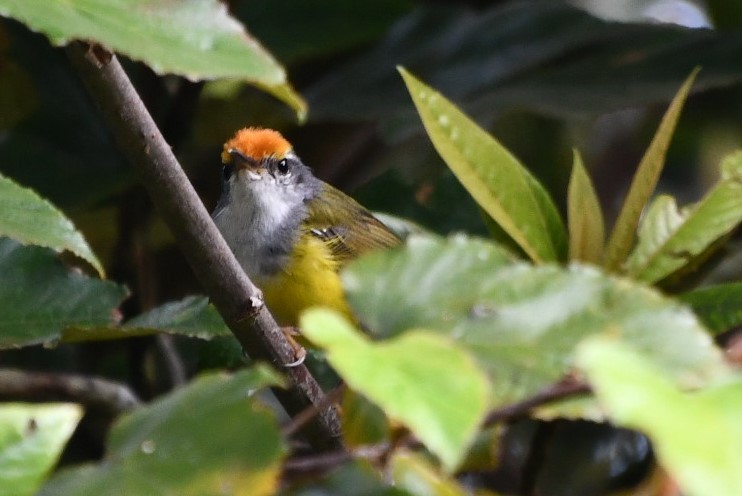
[213,127,401,332]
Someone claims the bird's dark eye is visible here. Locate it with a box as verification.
[277,158,289,175]
[222,163,234,180]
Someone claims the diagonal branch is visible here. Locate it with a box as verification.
[66,42,341,450]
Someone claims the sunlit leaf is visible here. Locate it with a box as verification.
[0,173,103,276]
[0,239,128,349]
[300,309,490,472]
[626,153,742,283]
[38,367,286,496]
[0,403,83,496]
[577,338,742,496]
[400,67,567,263]
[679,283,742,335]
[567,150,604,263]
[603,69,699,271]
[390,451,469,496]
[0,0,304,115]
[343,234,727,411]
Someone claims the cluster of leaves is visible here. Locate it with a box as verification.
[0,1,741,495]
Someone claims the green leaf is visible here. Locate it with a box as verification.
[390,451,469,496]
[343,234,727,410]
[0,239,128,349]
[0,173,103,276]
[567,150,604,263]
[679,283,742,335]
[0,403,83,496]
[300,309,490,472]
[39,367,286,496]
[63,295,230,343]
[125,295,230,338]
[577,338,742,496]
[0,0,304,116]
[285,461,412,496]
[603,69,699,271]
[399,67,567,263]
[626,153,742,283]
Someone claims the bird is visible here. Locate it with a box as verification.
[212,127,401,333]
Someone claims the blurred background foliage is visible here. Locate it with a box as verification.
[1,0,741,494]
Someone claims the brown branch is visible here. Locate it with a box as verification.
[283,443,389,478]
[282,385,345,438]
[0,368,140,415]
[66,43,341,450]
[484,378,591,427]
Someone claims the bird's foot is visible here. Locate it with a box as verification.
[282,326,306,367]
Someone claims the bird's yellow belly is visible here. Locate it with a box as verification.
[259,235,352,327]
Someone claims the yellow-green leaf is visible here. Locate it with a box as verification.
[567,150,605,263]
[578,338,742,496]
[603,69,699,271]
[0,403,83,496]
[300,308,489,472]
[626,153,742,283]
[390,451,469,496]
[399,67,567,263]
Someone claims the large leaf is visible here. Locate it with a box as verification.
[400,68,567,263]
[0,0,304,116]
[0,172,102,276]
[602,70,698,271]
[626,153,742,283]
[300,309,490,472]
[679,283,742,335]
[343,235,727,409]
[567,150,604,263]
[62,295,231,343]
[0,403,83,496]
[39,367,286,496]
[0,239,128,349]
[577,338,742,496]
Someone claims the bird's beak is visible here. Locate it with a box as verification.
[227,149,261,172]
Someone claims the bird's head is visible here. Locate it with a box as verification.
[219,127,319,222]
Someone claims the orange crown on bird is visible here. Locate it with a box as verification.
[221,127,293,164]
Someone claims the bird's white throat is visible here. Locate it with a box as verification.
[213,172,306,281]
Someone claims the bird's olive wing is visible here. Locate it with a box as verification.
[306,183,401,267]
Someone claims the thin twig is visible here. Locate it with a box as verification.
[282,385,345,438]
[0,368,140,415]
[484,378,591,427]
[156,334,188,388]
[283,443,389,476]
[66,42,341,449]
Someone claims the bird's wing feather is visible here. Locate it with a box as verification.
[305,183,401,267]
